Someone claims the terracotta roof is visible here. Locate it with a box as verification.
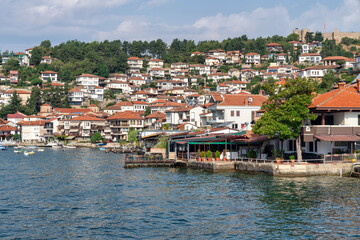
[69,88,83,93]
[77,73,100,78]
[150,59,164,62]
[7,112,27,118]
[107,111,143,120]
[128,57,143,60]
[300,53,321,57]
[3,89,30,94]
[145,111,166,119]
[211,93,223,102]
[322,56,354,62]
[69,116,104,121]
[18,120,46,126]
[310,84,360,109]
[217,94,267,106]
[0,125,16,131]
[53,108,92,114]
[245,52,260,56]
[132,101,149,105]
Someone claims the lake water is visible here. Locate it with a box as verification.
[1,147,360,239]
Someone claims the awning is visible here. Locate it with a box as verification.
[176,141,187,144]
[65,136,76,140]
[314,134,360,142]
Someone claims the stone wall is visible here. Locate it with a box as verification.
[293,28,360,44]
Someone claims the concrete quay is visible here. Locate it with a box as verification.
[187,160,354,177]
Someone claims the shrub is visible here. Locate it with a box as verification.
[215,150,220,158]
[247,150,257,158]
[200,151,205,158]
[206,150,213,158]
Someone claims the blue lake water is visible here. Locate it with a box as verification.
[1,147,360,239]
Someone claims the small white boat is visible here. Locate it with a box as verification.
[63,145,76,149]
[24,151,35,156]
[52,145,62,149]
[37,148,45,152]
[14,150,23,153]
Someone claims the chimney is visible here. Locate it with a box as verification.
[357,78,360,92]
[259,90,264,96]
[338,81,345,89]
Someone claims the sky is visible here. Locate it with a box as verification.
[0,0,359,52]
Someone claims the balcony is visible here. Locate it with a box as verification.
[302,125,360,142]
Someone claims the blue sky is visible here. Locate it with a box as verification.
[0,0,357,52]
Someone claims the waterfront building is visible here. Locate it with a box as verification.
[107,111,144,141]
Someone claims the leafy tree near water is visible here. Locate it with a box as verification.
[90,132,103,143]
[253,78,317,162]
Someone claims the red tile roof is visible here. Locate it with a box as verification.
[217,94,267,106]
[107,111,143,120]
[18,120,46,126]
[0,125,16,131]
[69,116,104,121]
[145,111,166,119]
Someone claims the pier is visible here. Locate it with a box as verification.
[124,154,175,168]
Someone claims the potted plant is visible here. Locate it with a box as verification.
[200,151,205,162]
[272,149,282,164]
[223,150,228,161]
[149,154,154,161]
[215,150,220,161]
[289,155,295,164]
[207,150,213,162]
[247,150,257,160]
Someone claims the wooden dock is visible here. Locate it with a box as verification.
[124,154,175,168]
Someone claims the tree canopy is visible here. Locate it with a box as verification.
[253,78,317,161]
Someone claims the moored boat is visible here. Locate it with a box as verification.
[37,148,45,152]
[63,145,76,149]
[24,151,35,156]
[99,147,106,151]
[14,149,23,153]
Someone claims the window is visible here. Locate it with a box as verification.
[232,124,238,129]
[358,115,360,125]
[309,142,314,152]
[288,140,296,151]
[231,111,234,117]
[236,111,240,117]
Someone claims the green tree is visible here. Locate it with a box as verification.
[27,87,42,114]
[128,129,139,143]
[40,40,52,48]
[30,47,42,66]
[253,78,317,162]
[2,58,20,74]
[314,32,323,42]
[305,32,314,43]
[144,107,151,116]
[90,132,103,143]
[286,33,300,42]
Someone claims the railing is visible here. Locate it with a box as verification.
[124,154,174,167]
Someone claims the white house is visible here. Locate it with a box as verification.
[76,74,100,86]
[245,53,261,64]
[127,57,143,72]
[299,53,322,64]
[41,71,58,82]
[149,59,164,69]
[208,94,267,130]
[68,88,84,105]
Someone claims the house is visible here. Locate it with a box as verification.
[104,102,134,115]
[149,59,164,69]
[299,65,339,80]
[41,56,56,64]
[108,73,127,82]
[217,83,229,94]
[7,112,27,125]
[59,116,107,141]
[149,102,186,113]
[41,71,58,82]
[148,68,165,78]
[208,94,267,130]
[133,101,149,112]
[224,81,247,91]
[68,88,84,105]
[170,62,189,70]
[191,51,205,57]
[322,56,355,68]
[127,57,143,73]
[226,52,241,64]
[301,44,314,54]
[267,43,283,52]
[76,74,100,86]
[292,80,360,157]
[244,53,261,64]
[189,64,211,75]
[275,53,288,65]
[18,120,46,143]
[165,106,204,128]
[207,49,226,60]
[106,81,131,93]
[299,53,322,64]
[0,124,17,140]
[144,111,166,130]
[208,73,231,82]
[129,77,147,86]
[205,57,220,66]
[87,85,104,101]
[107,111,144,141]
[1,89,31,105]
[229,68,241,79]
[10,70,18,84]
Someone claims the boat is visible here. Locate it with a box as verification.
[37,148,45,152]
[63,145,76,149]
[52,145,62,149]
[97,143,106,146]
[1,147,8,151]
[99,147,106,151]
[27,146,37,149]
[24,151,35,156]
[14,150,23,153]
